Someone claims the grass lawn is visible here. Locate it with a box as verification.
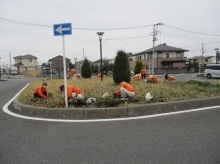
[18,76,220,108]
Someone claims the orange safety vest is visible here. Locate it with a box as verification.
[34,85,47,97]
[141,69,147,75]
[66,85,82,100]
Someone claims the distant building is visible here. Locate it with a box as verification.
[188,55,215,65]
[129,43,189,74]
[75,59,93,73]
[48,55,71,72]
[13,54,38,73]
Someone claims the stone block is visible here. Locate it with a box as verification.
[141,103,160,115]
[203,97,220,107]
[106,107,127,118]
[63,108,84,119]
[188,99,204,109]
[157,102,177,113]
[174,100,191,111]
[84,108,106,118]
[44,108,63,118]
[128,105,143,116]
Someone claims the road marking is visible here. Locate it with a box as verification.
[3,84,220,123]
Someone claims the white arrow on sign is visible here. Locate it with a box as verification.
[55,25,71,34]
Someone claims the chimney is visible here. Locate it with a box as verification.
[163,43,166,45]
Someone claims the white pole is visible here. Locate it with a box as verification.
[62,35,68,108]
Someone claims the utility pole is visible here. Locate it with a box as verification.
[152,23,163,74]
[83,48,85,60]
[201,43,205,72]
[9,52,11,75]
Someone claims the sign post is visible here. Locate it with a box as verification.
[53,23,72,108]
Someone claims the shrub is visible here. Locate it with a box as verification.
[81,58,92,78]
[113,50,131,83]
[134,60,144,74]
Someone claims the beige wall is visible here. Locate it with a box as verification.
[15,58,38,73]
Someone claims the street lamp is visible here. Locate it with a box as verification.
[214,48,219,64]
[74,58,77,71]
[97,32,104,81]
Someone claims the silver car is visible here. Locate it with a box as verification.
[204,64,220,79]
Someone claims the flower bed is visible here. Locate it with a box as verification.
[18,77,220,108]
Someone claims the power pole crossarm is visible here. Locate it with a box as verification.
[152,23,163,75]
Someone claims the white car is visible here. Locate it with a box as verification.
[204,64,220,79]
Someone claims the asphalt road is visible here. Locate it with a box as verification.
[0,76,220,164]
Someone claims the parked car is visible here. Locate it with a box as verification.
[204,63,220,79]
[44,70,57,75]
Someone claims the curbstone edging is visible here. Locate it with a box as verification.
[10,96,220,119]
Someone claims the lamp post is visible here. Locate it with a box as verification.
[215,48,219,64]
[74,58,77,71]
[97,32,104,81]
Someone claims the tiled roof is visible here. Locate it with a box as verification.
[134,43,188,55]
[13,54,38,59]
[189,56,214,60]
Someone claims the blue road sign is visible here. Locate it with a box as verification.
[53,23,72,36]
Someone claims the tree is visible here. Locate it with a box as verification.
[81,58,92,78]
[91,64,94,73]
[93,65,98,73]
[134,60,144,74]
[69,62,74,69]
[103,60,109,75]
[113,50,131,83]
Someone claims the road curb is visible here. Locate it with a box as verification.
[9,96,220,119]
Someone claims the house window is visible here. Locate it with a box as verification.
[166,53,169,58]
[148,54,150,59]
[144,55,146,59]
[27,59,32,62]
[205,59,208,62]
[176,53,181,58]
[158,53,162,58]
[139,56,142,60]
[129,58,133,61]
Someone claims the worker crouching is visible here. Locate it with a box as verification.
[59,84,84,104]
[147,74,158,83]
[165,73,175,82]
[132,73,141,81]
[114,81,135,100]
[33,82,48,98]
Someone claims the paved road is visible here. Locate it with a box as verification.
[1,77,220,163]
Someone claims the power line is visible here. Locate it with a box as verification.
[164,24,220,36]
[0,17,153,31]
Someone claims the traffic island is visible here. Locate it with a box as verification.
[9,96,220,119]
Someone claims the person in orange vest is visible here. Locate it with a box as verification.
[164,73,175,81]
[113,81,135,100]
[76,73,80,78]
[140,67,147,80]
[97,72,101,78]
[147,74,158,83]
[33,82,48,98]
[67,74,72,79]
[133,73,141,81]
[168,75,176,81]
[70,69,76,75]
[59,84,84,103]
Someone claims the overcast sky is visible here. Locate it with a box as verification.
[0,0,220,66]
